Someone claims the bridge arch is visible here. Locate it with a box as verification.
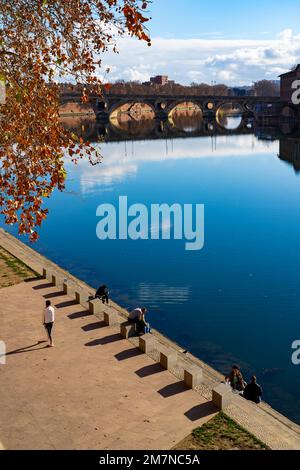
[109,114,156,137]
[166,100,203,117]
[213,99,256,115]
[215,101,244,130]
[108,100,156,121]
[169,114,203,134]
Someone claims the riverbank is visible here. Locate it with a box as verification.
[1,227,300,449]
[0,245,266,451]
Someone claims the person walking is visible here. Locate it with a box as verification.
[43,300,55,347]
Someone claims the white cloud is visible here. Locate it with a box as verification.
[122,65,152,82]
[100,29,300,85]
[217,70,236,82]
[187,70,204,82]
[66,135,278,195]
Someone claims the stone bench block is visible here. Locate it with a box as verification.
[75,290,85,304]
[159,346,177,370]
[103,310,118,326]
[184,365,203,389]
[139,333,156,353]
[52,274,65,288]
[74,288,91,304]
[89,299,103,315]
[63,282,77,299]
[212,383,233,410]
[120,321,137,339]
[44,268,53,281]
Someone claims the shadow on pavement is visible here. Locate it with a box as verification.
[85,334,122,346]
[184,401,217,422]
[4,341,48,356]
[82,321,106,331]
[158,381,189,398]
[115,347,143,361]
[68,310,91,319]
[135,363,165,378]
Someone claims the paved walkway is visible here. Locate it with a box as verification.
[0,278,217,450]
[1,228,300,450]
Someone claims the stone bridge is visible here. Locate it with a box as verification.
[60,92,282,121]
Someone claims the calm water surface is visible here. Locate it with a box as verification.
[2,117,300,423]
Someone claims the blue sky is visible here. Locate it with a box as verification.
[148,0,300,39]
[102,0,300,86]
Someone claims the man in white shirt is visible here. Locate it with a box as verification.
[43,300,55,347]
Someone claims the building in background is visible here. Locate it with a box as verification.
[279,65,300,102]
[142,75,174,87]
[148,75,169,86]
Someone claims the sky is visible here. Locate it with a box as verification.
[102,0,300,86]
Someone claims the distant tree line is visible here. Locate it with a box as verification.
[57,80,230,96]
[252,80,280,97]
[108,80,230,96]
[57,79,280,97]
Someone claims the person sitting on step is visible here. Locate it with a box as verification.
[243,375,263,404]
[128,307,148,335]
[95,284,109,304]
[225,365,246,392]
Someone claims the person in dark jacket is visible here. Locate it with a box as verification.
[95,284,109,304]
[243,375,263,404]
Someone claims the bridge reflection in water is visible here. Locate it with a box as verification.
[60,113,254,142]
[59,114,300,175]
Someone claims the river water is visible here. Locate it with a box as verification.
[2,115,300,423]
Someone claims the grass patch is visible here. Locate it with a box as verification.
[0,246,35,287]
[174,411,269,450]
